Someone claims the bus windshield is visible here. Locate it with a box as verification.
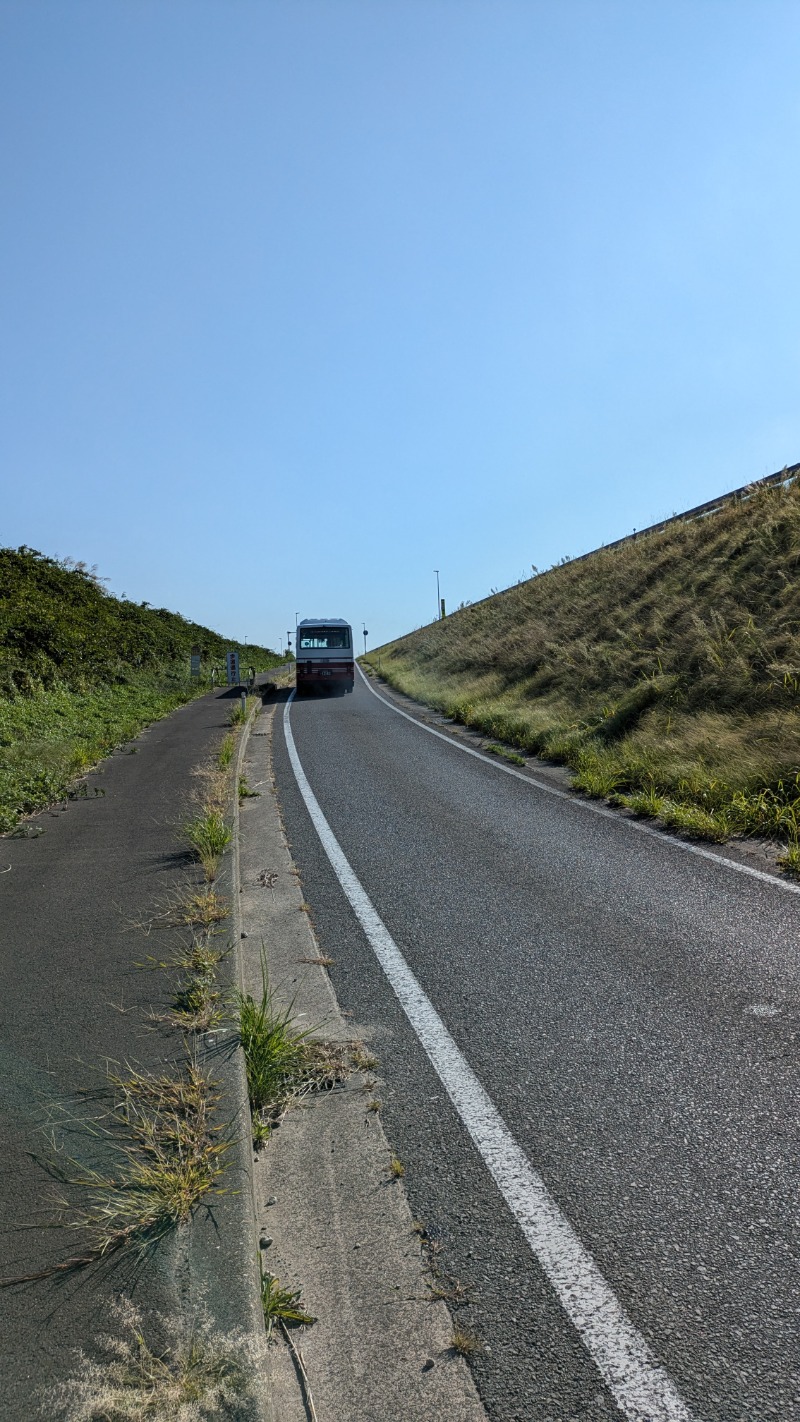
[299,628,351,650]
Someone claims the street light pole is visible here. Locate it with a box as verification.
[362,622,368,657]
[434,569,440,620]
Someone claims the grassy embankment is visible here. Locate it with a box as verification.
[366,477,800,869]
[0,546,282,832]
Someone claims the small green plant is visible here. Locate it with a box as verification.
[237,972,311,1127]
[171,888,230,928]
[485,743,526,766]
[184,809,232,881]
[389,1154,405,1178]
[238,775,258,800]
[237,957,351,1143]
[228,697,254,727]
[168,974,223,1033]
[260,1268,315,1337]
[659,801,731,842]
[351,1045,378,1071]
[620,785,666,819]
[450,1324,482,1356]
[217,734,235,770]
[777,838,800,875]
[0,1064,231,1284]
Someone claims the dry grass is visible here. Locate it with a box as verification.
[38,1063,230,1274]
[368,478,800,855]
[44,1298,268,1420]
[450,1324,482,1356]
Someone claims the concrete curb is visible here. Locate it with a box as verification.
[185,698,272,1421]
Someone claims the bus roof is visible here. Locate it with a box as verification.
[297,618,351,627]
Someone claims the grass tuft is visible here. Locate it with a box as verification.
[44,1298,267,1420]
[237,957,350,1143]
[217,734,235,770]
[485,743,526,766]
[183,810,232,881]
[450,1324,482,1356]
[260,1268,316,1337]
[777,838,800,875]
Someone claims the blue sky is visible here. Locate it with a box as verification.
[2,1,800,654]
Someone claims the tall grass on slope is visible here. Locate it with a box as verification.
[367,478,800,860]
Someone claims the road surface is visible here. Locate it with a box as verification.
[273,670,800,1422]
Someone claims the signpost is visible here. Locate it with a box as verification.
[226,651,240,686]
[190,644,202,679]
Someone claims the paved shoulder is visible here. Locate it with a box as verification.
[0,689,258,1420]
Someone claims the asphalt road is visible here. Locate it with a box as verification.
[274,671,800,1422]
[0,688,242,1422]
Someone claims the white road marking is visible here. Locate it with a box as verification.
[283,693,697,1422]
[357,665,800,899]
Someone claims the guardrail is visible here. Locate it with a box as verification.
[571,460,800,567]
[437,460,800,624]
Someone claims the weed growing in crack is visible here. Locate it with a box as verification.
[217,733,235,771]
[44,1064,229,1272]
[450,1324,482,1356]
[44,1297,268,1420]
[183,810,231,881]
[350,1045,378,1071]
[260,1268,315,1338]
[173,889,230,929]
[237,957,352,1143]
[389,1154,405,1178]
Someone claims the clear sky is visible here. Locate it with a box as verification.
[2,1,800,654]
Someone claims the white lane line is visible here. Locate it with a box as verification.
[357,665,800,899]
[283,693,696,1422]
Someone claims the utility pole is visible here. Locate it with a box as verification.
[362,623,368,657]
[434,569,441,620]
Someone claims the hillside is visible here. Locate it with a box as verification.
[367,476,800,869]
[0,547,281,831]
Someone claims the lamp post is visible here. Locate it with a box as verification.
[362,623,368,657]
[434,569,441,620]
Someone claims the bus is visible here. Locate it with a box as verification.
[295,619,355,695]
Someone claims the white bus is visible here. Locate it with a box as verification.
[295,619,355,695]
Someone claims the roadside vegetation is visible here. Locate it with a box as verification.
[366,475,800,865]
[0,546,280,831]
[237,956,351,1147]
[45,1298,269,1421]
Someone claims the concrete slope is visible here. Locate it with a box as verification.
[272,671,800,1422]
[0,688,264,1421]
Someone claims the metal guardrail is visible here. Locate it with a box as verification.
[438,461,800,624]
[570,460,800,567]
